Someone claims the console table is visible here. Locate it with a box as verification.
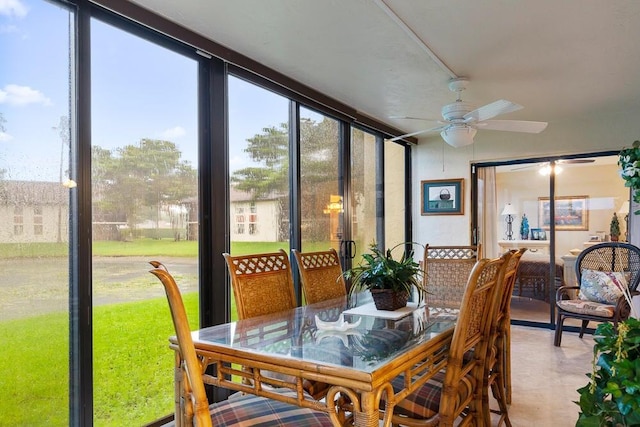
[498,239,550,255]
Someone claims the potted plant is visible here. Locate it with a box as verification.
[343,242,426,311]
[618,140,640,215]
[576,274,640,426]
[610,212,621,242]
[576,317,640,426]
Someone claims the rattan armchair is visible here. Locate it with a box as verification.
[222,249,297,320]
[423,244,480,312]
[554,242,640,347]
[292,248,347,305]
[381,252,509,427]
[148,261,333,427]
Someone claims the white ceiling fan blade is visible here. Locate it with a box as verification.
[389,115,440,121]
[389,125,446,142]
[477,119,548,134]
[463,99,523,122]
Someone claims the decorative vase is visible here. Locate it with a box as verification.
[370,289,409,311]
[520,213,529,240]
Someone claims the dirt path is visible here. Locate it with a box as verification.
[0,257,198,321]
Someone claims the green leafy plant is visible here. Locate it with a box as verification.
[576,317,640,426]
[618,140,640,215]
[343,242,427,303]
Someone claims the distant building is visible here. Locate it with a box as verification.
[0,180,69,243]
[0,180,286,243]
[229,186,287,242]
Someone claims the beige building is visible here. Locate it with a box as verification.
[0,181,69,244]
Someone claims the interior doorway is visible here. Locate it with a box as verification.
[474,153,626,327]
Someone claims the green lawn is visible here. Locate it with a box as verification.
[0,238,334,426]
[0,239,334,259]
[0,292,198,426]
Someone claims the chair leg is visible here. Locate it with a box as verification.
[554,313,564,347]
[490,372,512,427]
[504,327,512,405]
[579,320,589,338]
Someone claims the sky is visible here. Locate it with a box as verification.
[0,0,295,182]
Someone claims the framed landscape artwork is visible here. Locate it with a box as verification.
[421,178,464,215]
[538,195,589,230]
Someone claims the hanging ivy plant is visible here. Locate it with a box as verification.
[618,140,640,215]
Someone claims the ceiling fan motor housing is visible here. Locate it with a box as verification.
[441,101,474,121]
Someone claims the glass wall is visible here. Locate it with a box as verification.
[384,139,407,248]
[0,1,73,425]
[91,18,198,425]
[227,76,290,315]
[300,107,341,253]
[1,1,411,423]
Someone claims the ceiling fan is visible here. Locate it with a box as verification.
[390,78,548,147]
[510,159,595,173]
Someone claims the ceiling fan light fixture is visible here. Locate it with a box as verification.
[441,125,476,147]
[538,163,562,176]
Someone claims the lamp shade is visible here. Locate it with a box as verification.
[440,124,476,147]
[619,201,630,214]
[501,203,517,216]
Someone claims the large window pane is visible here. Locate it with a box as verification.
[351,128,377,259]
[0,1,73,425]
[384,140,406,248]
[300,107,340,254]
[91,19,198,425]
[228,76,290,316]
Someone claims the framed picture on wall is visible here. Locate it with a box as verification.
[421,178,464,215]
[538,195,589,230]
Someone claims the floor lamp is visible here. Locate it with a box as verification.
[502,203,518,241]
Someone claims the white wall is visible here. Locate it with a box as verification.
[411,111,640,247]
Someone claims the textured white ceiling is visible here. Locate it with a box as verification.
[128,0,640,140]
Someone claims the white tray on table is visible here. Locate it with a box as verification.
[342,302,420,320]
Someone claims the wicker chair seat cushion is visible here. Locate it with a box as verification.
[556,299,615,318]
[210,389,333,426]
[578,269,627,304]
[386,371,472,420]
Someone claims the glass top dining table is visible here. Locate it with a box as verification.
[171,294,456,427]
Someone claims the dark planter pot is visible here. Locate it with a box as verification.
[370,289,409,311]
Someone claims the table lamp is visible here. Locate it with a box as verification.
[501,203,518,241]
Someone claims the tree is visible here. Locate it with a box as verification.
[231,124,289,198]
[92,139,197,238]
[230,118,341,241]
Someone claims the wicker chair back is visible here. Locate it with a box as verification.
[293,248,347,305]
[223,249,297,320]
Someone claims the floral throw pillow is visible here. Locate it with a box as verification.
[578,269,627,304]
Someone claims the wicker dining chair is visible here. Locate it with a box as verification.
[382,252,510,427]
[292,248,347,305]
[148,261,333,427]
[554,242,640,347]
[222,249,297,320]
[482,248,526,426]
[222,250,328,399]
[423,244,481,312]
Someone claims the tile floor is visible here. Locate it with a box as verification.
[497,324,594,426]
